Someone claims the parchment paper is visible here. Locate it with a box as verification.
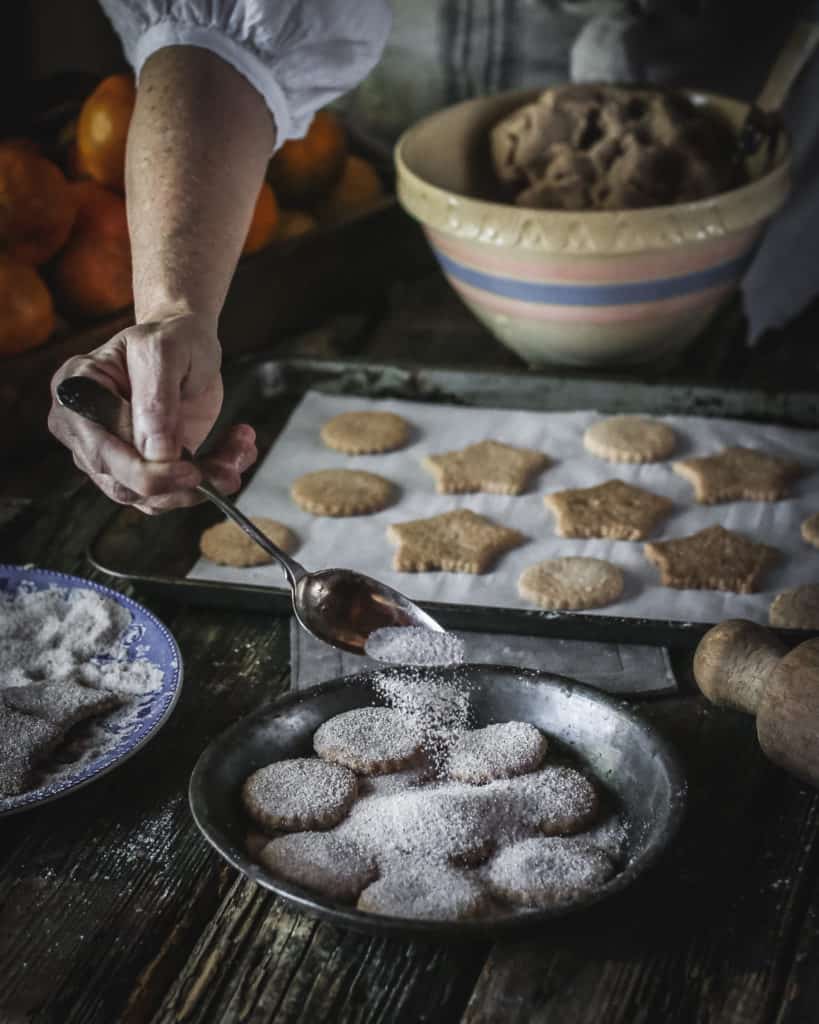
[188,391,819,626]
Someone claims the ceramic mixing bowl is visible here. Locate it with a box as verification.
[394,88,790,367]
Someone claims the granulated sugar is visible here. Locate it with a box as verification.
[0,586,165,799]
[448,722,548,784]
[364,626,465,667]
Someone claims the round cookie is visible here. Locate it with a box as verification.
[242,757,357,832]
[802,512,819,550]
[357,865,489,920]
[199,517,298,567]
[447,722,547,785]
[769,584,819,630]
[518,557,624,610]
[584,415,676,463]
[320,410,410,455]
[488,837,615,908]
[291,469,395,517]
[258,832,377,902]
[313,707,422,774]
[504,765,600,835]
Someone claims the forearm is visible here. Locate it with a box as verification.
[126,46,275,325]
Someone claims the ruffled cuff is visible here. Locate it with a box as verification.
[131,20,292,147]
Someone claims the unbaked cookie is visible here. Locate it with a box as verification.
[242,757,358,832]
[769,585,819,630]
[357,864,489,920]
[447,722,548,785]
[583,416,676,463]
[199,517,298,567]
[258,831,378,902]
[291,469,395,516]
[488,837,614,908]
[320,411,410,455]
[388,508,526,574]
[644,525,779,593]
[544,479,672,541]
[423,440,549,495]
[313,707,422,774]
[802,512,819,549]
[672,446,802,503]
[518,557,624,610]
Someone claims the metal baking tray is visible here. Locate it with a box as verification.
[88,355,819,649]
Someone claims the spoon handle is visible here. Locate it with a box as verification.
[755,18,819,114]
[56,375,306,587]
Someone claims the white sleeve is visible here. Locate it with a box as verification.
[98,0,392,148]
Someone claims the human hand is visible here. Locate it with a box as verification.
[48,312,257,513]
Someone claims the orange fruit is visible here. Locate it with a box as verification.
[76,74,136,191]
[314,155,384,225]
[277,209,317,240]
[268,110,347,205]
[243,181,280,254]
[71,180,128,240]
[54,233,133,319]
[0,257,55,356]
[0,145,76,265]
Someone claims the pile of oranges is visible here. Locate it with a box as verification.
[0,74,384,359]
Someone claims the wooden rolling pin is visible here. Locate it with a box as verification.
[694,620,819,788]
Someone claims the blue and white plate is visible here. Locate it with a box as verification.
[0,565,183,816]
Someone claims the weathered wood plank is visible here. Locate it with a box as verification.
[462,699,819,1024]
[0,469,301,1024]
[148,879,487,1024]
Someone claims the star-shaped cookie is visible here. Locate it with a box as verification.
[388,508,526,573]
[672,446,802,503]
[544,479,673,540]
[423,440,550,495]
[644,525,780,593]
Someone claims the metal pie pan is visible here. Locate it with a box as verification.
[189,665,686,938]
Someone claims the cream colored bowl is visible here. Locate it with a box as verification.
[394,88,790,367]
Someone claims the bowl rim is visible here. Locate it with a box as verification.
[189,666,688,940]
[394,86,791,253]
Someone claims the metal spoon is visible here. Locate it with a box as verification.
[56,375,443,654]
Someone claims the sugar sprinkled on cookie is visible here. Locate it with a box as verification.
[313,707,422,775]
[320,410,411,455]
[0,707,63,797]
[388,508,526,574]
[258,832,377,902]
[357,864,489,920]
[488,837,614,908]
[242,757,358,832]
[519,557,624,610]
[544,479,673,541]
[644,524,779,593]
[199,517,298,567]
[291,469,396,517]
[584,416,676,463]
[423,440,550,495]
[500,765,600,835]
[448,722,547,785]
[769,585,819,630]
[672,446,802,503]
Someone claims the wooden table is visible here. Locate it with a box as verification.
[3,283,819,1024]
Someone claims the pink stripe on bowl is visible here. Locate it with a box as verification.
[428,226,758,286]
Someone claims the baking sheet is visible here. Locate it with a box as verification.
[187,391,819,625]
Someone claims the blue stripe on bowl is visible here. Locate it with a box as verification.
[433,249,752,307]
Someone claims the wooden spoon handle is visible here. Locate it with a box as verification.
[756,19,819,113]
